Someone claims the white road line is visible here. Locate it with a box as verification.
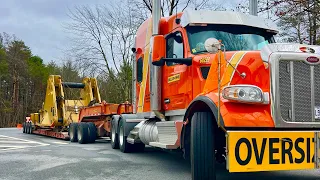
[52,141,69,145]
[0,135,50,152]
[0,135,49,146]
[0,147,25,151]
[0,141,38,144]
[0,145,33,148]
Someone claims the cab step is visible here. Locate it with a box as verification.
[149,142,179,149]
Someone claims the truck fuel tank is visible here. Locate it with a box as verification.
[139,120,159,145]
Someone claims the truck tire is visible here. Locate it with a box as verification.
[69,123,78,142]
[111,119,119,149]
[25,122,28,134]
[26,122,31,134]
[23,122,26,133]
[87,122,97,143]
[78,123,89,144]
[119,118,131,153]
[28,122,33,134]
[191,112,216,180]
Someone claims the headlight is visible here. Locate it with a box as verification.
[222,85,268,104]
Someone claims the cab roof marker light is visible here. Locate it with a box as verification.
[189,23,207,26]
[222,85,269,104]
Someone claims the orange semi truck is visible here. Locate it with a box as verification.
[107,1,320,180]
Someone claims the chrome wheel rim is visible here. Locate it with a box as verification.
[70,128,74,139]
[111,123,116,143]
[119,125,124,146]
[28,123,31,133]
[78,128,82,141]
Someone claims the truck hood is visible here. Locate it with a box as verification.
[195,50,270,92]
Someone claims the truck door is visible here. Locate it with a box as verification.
[162,31,192,112]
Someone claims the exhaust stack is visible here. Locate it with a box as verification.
[249,0,258,16]
[150,0,161,113]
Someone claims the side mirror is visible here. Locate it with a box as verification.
[174,34,183,44]
[151,34,193,67]
[151,35,166,66]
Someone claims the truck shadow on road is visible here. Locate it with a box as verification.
[131,147,320,180]
[20,135,320,180]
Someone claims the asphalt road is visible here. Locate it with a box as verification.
[0,128,319,180]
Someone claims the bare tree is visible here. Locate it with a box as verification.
[256,0,320,45]
[65,0,143,102]
[130,0,221,17]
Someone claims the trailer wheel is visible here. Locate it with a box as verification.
[28,122,33,134]
[78,123,89,144]
[22,122,26,133]
[119,118,131,153]
[25,123,29,134]
[25,122,28,134]
[111,120,119,149]
[191,112,216,180]
[69,123,78,142]
[26,122,30,134]
[87,122,97,143]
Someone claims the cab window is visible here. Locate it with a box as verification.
[137,57,143,83]
[166,32,183,66]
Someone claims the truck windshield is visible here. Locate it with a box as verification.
[186,24,276,54]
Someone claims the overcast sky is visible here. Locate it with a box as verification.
[0,0,108,64]
[0,0,244,64]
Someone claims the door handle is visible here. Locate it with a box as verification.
[164,98,170,104]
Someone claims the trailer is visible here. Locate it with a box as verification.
[69,101,132,143]
[22,75,132,144]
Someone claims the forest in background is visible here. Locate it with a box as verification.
[1,0,320,127]
[0,33,87,127]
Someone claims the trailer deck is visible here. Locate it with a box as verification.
[32,129,69,140]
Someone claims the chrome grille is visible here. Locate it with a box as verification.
[279,61,291,121]
[315,66,320,109]
[279,60,315,122]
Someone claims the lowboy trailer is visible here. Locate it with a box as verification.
[23,75,132,144]
[69,101,132,143]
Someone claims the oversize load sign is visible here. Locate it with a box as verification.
[228,131,316,172]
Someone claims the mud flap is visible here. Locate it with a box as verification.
[226,131,320,172]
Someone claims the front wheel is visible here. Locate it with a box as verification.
[191,112,216,180]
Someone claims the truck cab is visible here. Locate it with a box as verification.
[134,10,280,126]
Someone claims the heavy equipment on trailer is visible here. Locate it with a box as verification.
[23,75,132,144]
[106,0,320,179]
[22,75,101,140]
